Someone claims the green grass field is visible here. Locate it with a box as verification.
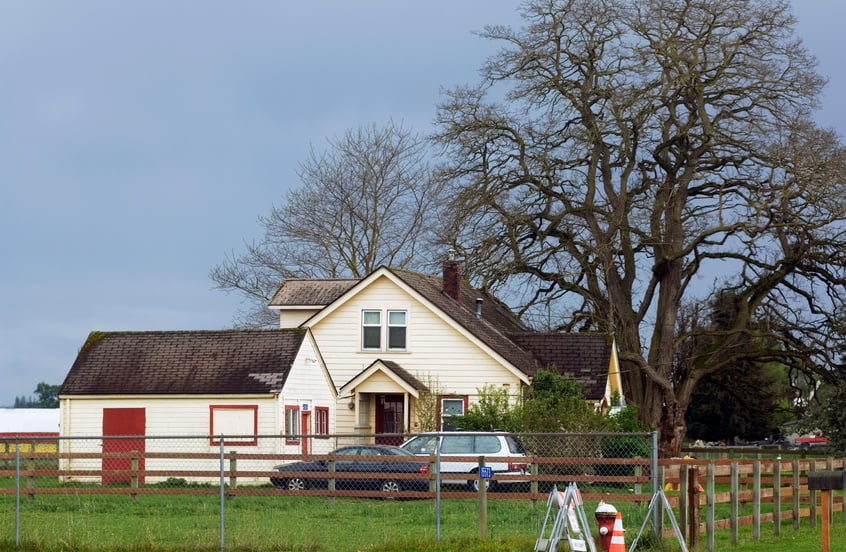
[1,491,844,552]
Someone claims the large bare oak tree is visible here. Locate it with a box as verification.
[435,0,846,456]
[211,121,444,326]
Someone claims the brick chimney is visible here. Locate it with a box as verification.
[442,257,461,302]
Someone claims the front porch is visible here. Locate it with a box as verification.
[339,359,427,445]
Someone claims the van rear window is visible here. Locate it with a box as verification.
[505,435,525,454]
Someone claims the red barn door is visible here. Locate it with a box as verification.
[102,408,146,485]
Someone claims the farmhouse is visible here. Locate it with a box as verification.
[58,259,624,462]
[269,259,624,443]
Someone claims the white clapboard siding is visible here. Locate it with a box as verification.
[312,276,522,391]
[277,308,320,329]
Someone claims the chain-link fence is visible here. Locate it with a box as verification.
[1,431,656,550]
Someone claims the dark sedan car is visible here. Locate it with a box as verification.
[270,445,430,494]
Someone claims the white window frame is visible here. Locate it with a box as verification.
[362,310,382,350]
[387,310,407,350]
[284,405,300,444]
[441,397,466,430]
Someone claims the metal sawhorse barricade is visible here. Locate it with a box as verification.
[535,483,596,552]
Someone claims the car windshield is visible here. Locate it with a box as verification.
[379,446,414,456]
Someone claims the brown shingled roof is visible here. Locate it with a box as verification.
[506,333,612,400]
[377,360,428,392]
[269,279,358,307]
[60,329,308,395]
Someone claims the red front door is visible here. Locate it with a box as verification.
[301,411,311,454]
[102,408,145,485]
[375,395,404,445]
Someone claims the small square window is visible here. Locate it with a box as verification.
[442,398,465,417]
[441,397,465,430]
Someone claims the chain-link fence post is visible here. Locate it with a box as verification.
[219,435,225,551]
[15,442,20,548]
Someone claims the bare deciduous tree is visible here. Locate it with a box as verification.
[211,121,444,326]
[435,0,846,456]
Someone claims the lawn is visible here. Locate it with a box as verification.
[1,492,843,552]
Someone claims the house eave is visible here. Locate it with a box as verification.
[59,393,277,401]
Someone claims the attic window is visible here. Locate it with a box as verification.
[387,310,407,350]
[362,310,382,349]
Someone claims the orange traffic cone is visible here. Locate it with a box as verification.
[609,511,626,552]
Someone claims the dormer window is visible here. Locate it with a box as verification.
[361,309,408,351]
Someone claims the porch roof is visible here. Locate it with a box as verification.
[339,359,428,398]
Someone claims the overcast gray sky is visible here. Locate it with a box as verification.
[1,2,844,405]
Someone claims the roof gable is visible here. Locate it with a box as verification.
[295,267,536,381]
[339,359,428,398]
[60,329,309,396]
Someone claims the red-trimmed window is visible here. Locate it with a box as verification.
[209,405,258,446]
[284,405,300,444]
[315,406,330,436]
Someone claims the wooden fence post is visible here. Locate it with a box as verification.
[229,451,238,492]
[731,461,739,545]
[679,465,689,534]
[706,462,715,552]
[429,460,437,494]
[826,457,834,523]
[27,455,35,501]
[687,466,700,549]
[328,459,335,505]
[793,457,802,531]
[773,456,781,537]
[131,452,139,500]
[530,462,538,508]
[753,460,761,541]
[634,462,643,503]
[842,457,846,523]
[809,460,817,528]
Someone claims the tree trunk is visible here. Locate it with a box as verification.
[658,396,686,458]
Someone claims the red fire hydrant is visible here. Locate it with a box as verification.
[595,502,618,552]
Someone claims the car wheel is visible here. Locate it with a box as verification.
[381,479,401,496]
[286,477,307,491]
[469,474,495,492]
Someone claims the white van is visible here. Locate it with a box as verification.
[400,432,528,491]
